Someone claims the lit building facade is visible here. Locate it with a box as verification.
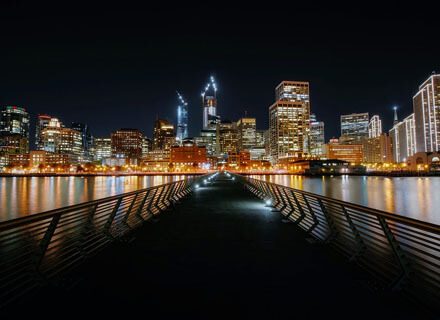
[413,74,440,153]
[111,128,143,160]
[237,117,256,151]
[218,121,238,155]
[71,122,93,162]
[170,144,207,165]
[0,133,29,157]
[389,113,416,163]
[201,76,218,130]
[324,139,363,163]
[93,137,112,161]
[309,113,325,157]
[368,115,382,138]
[195,130,217,157]
[153,119,175,151]
[0,106,30,140]
[40,127,83,164]
[340,112,369,144]
[176,92,189,143]
[269,81,310,163]
[36,114,55,150]
[362,133,392,163]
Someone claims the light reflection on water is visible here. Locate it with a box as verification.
[0,175,186,221]
[255,175,440,225]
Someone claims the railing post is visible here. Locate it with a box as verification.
[377,216,412,290]
[318,198,339,242]
[35,212,62,270]
[135,189,151,221]
[340,205,366,260]
[123,193,138,223]
[291,191,306,224]
[146,187,159,217]
[78,204,99,258]
[103,197,123,237]
[303,194,319,234]
[281,188,296,220]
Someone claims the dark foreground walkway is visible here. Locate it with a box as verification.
[7,174,428,318]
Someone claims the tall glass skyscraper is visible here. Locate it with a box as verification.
[201,76,218,130]
[176,92,188,143]
[340,112,369,144]
[0,106,30,139]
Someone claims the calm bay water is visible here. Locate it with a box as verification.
[254,175,440,225]
[0,175,187,222]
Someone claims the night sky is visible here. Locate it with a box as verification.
[1,2,439,145]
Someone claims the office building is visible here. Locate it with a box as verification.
[93,137,112,161]
[413,74,440,153]
[218,120,238,155]
[201,76,218,130]
[111,128,143,160]
[237,117,256,151]
[71,122,93,162]
[40,126,83,164]
[362,133,392,163]
[389,113,416,163]
[309,114,325,157]
[269,81,310,163]
[176,92,189,143]
[195,129,217,156]
[0,106,30,139]
[153,119,175,151]
[368,115,382,138]
[324,139,363,163]
[340,112,369,144]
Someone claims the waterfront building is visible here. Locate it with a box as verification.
[340,112,369,144]
[111,128,143,161]
[170,143,207,166]
[309,113,325,157]
[0,106,30,141]
[413,74,440,153]
[362,133,392,163]
[389,113,416,163]
[142,136,152,158]
[324,139,363,163]
[286,159,366,175]
[40,126,83,164]
[368,115,382,138]
[269,81,311,163]
[237,117,256,151]
[202,76,218,130]
[407,152,440,171]
[176,92,189,143]
[153,119,175,151]
[93,137,112,161]
[71,122,93,162]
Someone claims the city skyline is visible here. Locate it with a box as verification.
[0,3,439,141]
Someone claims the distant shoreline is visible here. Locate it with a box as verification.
[1,171,440,178]
[0,172,206,177]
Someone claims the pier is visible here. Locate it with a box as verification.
[1,172,438,318]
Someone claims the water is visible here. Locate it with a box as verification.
[254,175,440,225]
[0,175,188,222]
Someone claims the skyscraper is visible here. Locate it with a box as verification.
[111,128,143,160]
[36,114,55,150]
[0,106,30,140]
[389,113,416,163]
[176,92,189,143]
[40,126,83,164]
[218,120,238,155]
[201,76,218,130]
[413,74,440,153]
[237,117,256,151]
[153,119,175,151]
[340,113,369,144]
[309,114,325,157]
[93,137,112,161]
[368,115,382,138]
[269,81,311,163]
[71,122,93,162]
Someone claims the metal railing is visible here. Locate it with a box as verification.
[242,176,440,308]
[0,177,198,307]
